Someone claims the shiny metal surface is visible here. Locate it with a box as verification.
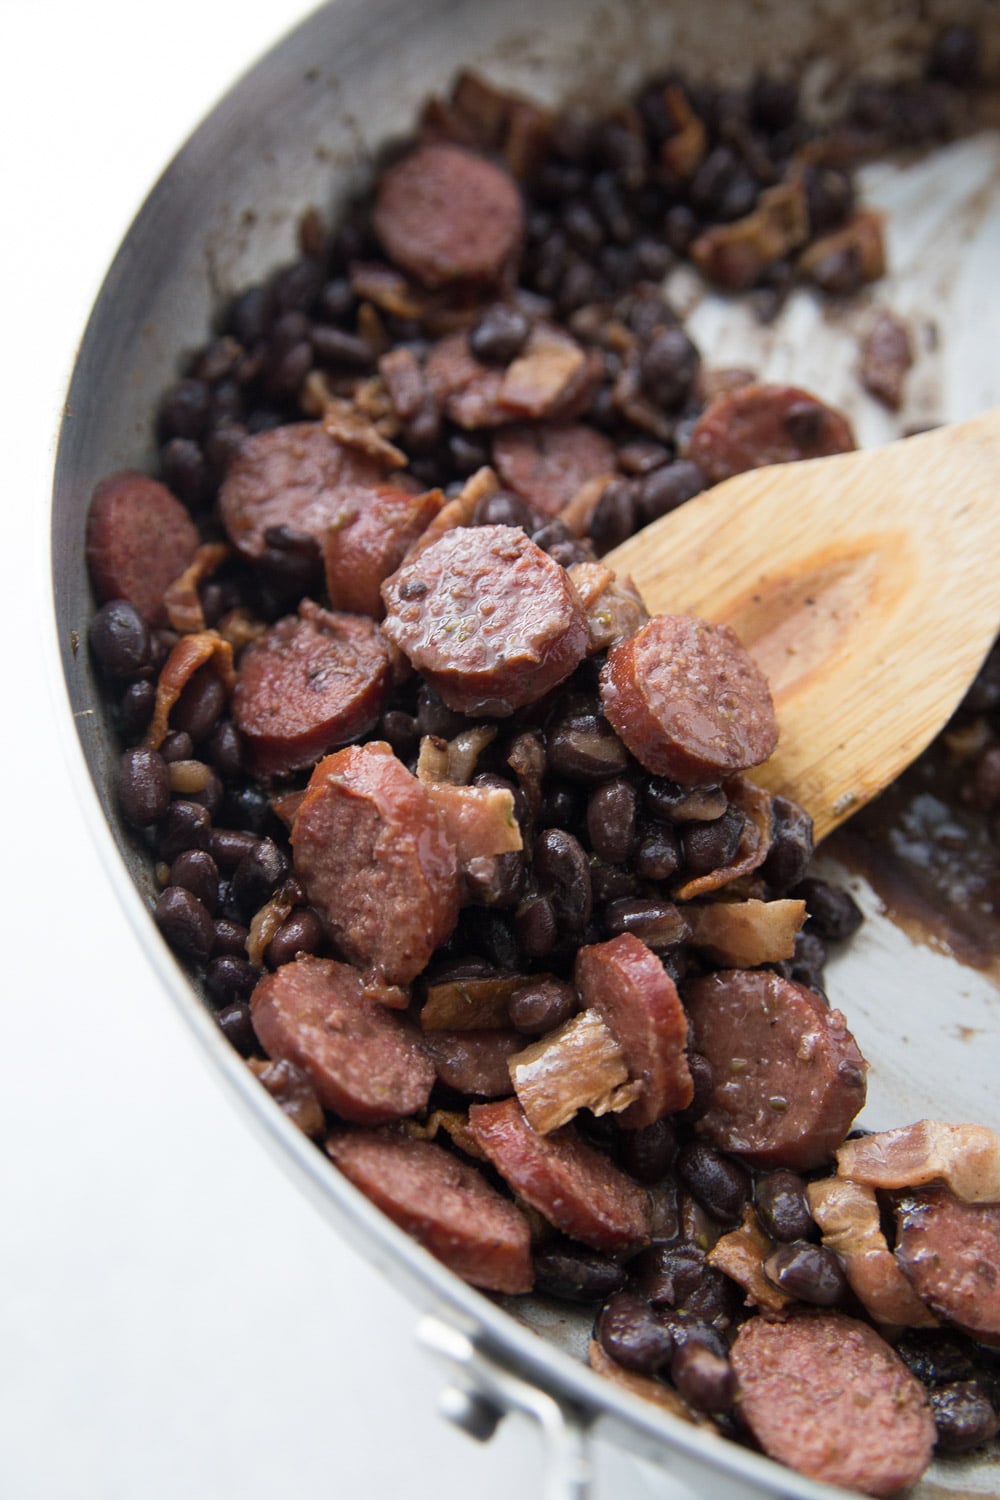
[50,1,1000,1494]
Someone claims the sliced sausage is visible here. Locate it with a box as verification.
[373,142,524,289]
[492,422,617,517]
[574,934,693,1129]
[381,524,588,716]
[467,1096,652,1253]
[322,484,444,618]
[423,1029,524,1098]
[600,614,778,784]
[731,1310,935,1497]
[232,601,390,777]
[219,422,385,560]
[684,969,867,1170]
[291,742,460,985]
[86,470,199,627]
[895,1186,1000,1342]
[250,955,434,1124]
[326,1128,533,1294]
[686,382,855,485]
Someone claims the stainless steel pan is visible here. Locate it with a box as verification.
[50,1,1000,1494]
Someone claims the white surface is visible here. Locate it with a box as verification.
[0,4,689,1498]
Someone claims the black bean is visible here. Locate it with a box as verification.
[632,1242,707,1308]
[670,1341,737,1414]
[469,304,531,364]
[213,916,251,958]
[170,666,226,744]
[676,1140,751,1226]
[473,489,535,531]
[219,782,273,835]
[930,1381,999,1453]
[205,954,261,1007]
[533,828,592,929]
[514,895,559,960]
[760,795,814,893]
[156,799,212,860]
[680,1264,740,1326]
[793,877,863,941]
[117,679,157,741]
[643,779,727,823]
[89,600,153,679]
[215,1000,258,1057]
[589,479,638,553]
[209,827,262,872]
[232,837,290,916]
[462,851,526,909]
[160,730,195,764]
[590,861,640,906]
[634,823,682,881]
[664,204,698,255]
[547,715,630,782]
[586,778,637,863]
[161,438,211,509]
[206,721,245,779]
[534,1245,626,1304]
[928,25,980,87]
[273,258,323,313]
[636,459,707,526]
[895,1330,981,1388]
[416,685,467,740]
[755,1169,816,1243]
[508,977,576,1036]
[639,327,700,408]
[318,277,355,322]
[595,1291,674,1375]
[459,908,521,973]
[160,377,210,441]
[750,75,800,133]
[676,1052,714,1123]
[618,1119,676,1184]
[681,807,744,875]
[265,908,325,968]
[775,927,828,991]
[310,325,375,370]
[803,165,855,235]
[603,898,688,953]
[155,885,215,961]
[118,747,171,828]
[763,1240,849,1306]
[448,433,490,477]
[168,849,220,914]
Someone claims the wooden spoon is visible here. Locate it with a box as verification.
[604,408,1000,843]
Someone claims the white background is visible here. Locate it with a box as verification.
[0,4,687,1497]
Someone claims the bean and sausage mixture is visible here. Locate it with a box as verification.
[85,26,1000,1496]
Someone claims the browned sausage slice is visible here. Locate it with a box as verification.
[373,143,524,288]
[232,601,390,777]
[219,422,386,560]
[250,955,434,1125]
[492,422,617,517]
[291,742,460,986]
[326,1128,533,1294]
[686,382,855,485]
[323,485,443,617]
[895,1186,1000,1342]
[86,470,199,627]
[423,333,508,430]
[600,614,778,784]
[423,1029,525,1098]
[382,524,588,716]
[731,1311,935,1497]
[575,934,693,1129]
[467,1096,652,1253]
[684,969,867,1170]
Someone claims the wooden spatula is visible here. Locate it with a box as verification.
[604,407,1000,843]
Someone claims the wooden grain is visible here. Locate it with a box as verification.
[605,408,1000,842]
